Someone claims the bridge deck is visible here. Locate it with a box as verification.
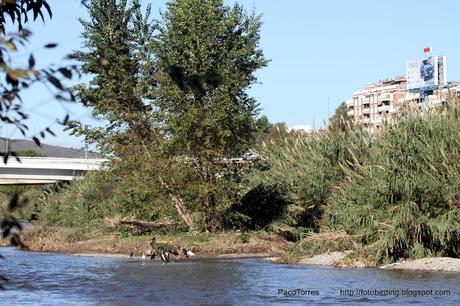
[0,157,108,185]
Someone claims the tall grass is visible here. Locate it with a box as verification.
[327,107,460,263]
[248,103,460,263]
[244,118,370,239]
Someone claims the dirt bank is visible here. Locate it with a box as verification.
[7,226,291,259]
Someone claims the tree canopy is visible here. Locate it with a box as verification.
[152,0,268,159]
[68,0,154,156]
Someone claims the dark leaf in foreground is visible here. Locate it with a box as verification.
[58,68,72,79]
[58,114,70,125]
[47,76,63,90]
[32,137,41,147]
[46,127,56,136]
[28,54,35,68]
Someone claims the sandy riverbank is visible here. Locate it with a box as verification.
[296,251,460,273]
[380,257,460,273]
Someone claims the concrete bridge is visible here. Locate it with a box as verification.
[0,157,108,185]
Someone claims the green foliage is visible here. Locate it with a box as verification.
[36,169,181,231]
[38,174,107,228]
[153,0,268,158]
[0,185,49,220]
[327,109,460,263]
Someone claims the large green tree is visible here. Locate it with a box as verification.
[68,0,154,157]
[151,0,268,229]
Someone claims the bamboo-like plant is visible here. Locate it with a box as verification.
[328,101,460,263]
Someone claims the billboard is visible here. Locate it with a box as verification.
[407,56,447,91]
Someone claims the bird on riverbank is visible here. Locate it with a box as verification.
[158,247,170,263]
[181,248,195,258]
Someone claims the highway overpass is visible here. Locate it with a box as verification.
[0,157,108,185]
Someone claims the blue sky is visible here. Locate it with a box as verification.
[5,0,460,148]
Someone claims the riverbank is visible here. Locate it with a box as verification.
[2,225,291,259]
[2,226,459,272]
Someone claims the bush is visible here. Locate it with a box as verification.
[224,184,290,230]
[37,169,177,231]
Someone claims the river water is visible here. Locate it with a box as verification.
[0,247,458,305]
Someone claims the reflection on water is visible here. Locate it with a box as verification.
[0,247,458,305]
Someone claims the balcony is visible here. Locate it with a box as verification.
[378,104,390,112]
[347,109,355,116]
[362,107,370,114]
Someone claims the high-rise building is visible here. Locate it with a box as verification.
[346,77,407,134]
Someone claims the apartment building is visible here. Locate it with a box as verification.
[346,77,407,134]
[346,77,460,134]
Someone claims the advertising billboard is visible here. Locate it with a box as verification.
[407,56,447,91]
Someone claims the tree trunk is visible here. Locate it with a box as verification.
[158,175,197,231]
[203,192,217,231]
[140,141,197,232]
[170,193,196,231]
